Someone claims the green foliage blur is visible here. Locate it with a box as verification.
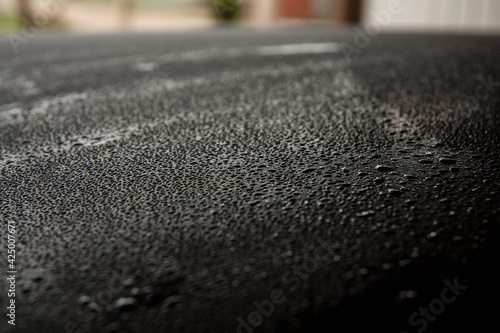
[212,0,242,22]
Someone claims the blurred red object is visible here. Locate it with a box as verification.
[279,0,312,18]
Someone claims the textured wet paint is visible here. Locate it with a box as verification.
[0,29,499,333]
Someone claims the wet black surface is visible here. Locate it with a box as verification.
[0,28,499,333]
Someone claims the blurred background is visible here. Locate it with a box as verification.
[1,0,500,34]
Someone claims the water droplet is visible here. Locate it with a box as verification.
[388,189,403,196]
[114,297,137,311]
[356,210,375,217]
[382,263,393,270]
[78,295,92,305]
[439,158,456,165]
[375,165,394,172]
[427,231,438,239]
[398,259,411,267]
[397,290,418,301]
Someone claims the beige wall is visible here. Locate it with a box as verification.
[249,0,278,25]
[0,0,17,13]
[363,0,500,33]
